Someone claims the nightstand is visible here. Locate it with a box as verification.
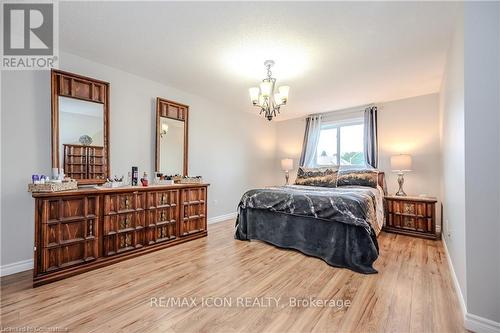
[383,195,439,240]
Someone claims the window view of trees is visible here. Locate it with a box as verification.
[316,122,365,166]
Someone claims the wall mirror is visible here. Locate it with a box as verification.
[155,97,188,176]
[51,69,110,185]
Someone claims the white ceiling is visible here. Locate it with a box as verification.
[60,2,461,121]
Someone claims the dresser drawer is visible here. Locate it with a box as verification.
[146,207,177,244]
[42,218,97,246]
[147,190,179,208]
[103,229,146,256]
[42,239,97,272]
[180,187,207,236]
[103,211,146,234]
[104,192,146,214]
[38,196,99,273]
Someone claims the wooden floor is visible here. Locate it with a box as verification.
[1,219,465,333]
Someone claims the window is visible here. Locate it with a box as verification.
[316,120,365,166]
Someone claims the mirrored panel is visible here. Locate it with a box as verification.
[155,97,188,176]
[51,69,110,184]
[59,96,105,180]
[158,117,185,175]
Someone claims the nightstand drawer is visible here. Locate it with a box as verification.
[384,196,439,239]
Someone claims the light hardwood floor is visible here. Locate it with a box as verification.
[1,219,465,333]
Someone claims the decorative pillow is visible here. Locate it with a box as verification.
[336,167,379,188]
[294,167,339,187]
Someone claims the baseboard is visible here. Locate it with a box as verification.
[0,259,33,277]
[442,238,467,318]
[208,212,237,225]
[442,239,500,333]
[465,313,500,333]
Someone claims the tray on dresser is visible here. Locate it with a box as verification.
[28,180,78,193]
[178,177,203,184]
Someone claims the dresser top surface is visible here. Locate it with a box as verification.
[32,183,210,198]
[385,195,437,203]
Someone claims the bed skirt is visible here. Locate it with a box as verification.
[235,208,379,274]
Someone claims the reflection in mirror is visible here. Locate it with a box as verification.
[159,117,185,175]
[59,96,105,180]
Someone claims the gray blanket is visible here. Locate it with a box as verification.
[235,185,380,273]
[239,185,378,233]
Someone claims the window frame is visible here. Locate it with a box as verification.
[315,118,365,167]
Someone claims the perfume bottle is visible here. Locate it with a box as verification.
[140,172,149,187]
[131,167,138,186]
[127,171,132,185]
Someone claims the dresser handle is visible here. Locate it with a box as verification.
[125,198,131,209]
[119,216,130,230]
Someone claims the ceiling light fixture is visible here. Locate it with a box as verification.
[249,60,289,121]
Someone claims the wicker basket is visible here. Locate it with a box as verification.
[28,180,78,193]
[178,177,203,184]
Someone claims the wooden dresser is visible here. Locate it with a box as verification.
[32,183,208,286]
[384,195,439,239]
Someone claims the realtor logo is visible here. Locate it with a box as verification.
[1,1,58,70]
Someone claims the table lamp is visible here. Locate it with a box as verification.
[390,154,412,196]
[281,158,293,185]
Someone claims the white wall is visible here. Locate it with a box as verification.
[440,3,500,328]
[439,10,467,310]
[378,94,441,199]
[275,94,442,203]
[463,1,500,324]
[1,51,279,268]
[275,117,305,183]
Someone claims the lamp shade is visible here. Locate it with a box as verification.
[260,81,272,97]
[278,86,289,101]
[391,154,412,172]
[249,87,260,103]
[281,158,293,171]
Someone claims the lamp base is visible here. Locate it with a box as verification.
[284,171,290,185]
[395,173,407,196]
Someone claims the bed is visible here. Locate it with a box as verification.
[235,170,386,274]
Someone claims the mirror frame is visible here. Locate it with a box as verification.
[51,69,110,185]
[155,97,189,176]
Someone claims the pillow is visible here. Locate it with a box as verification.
[336,167,379,188]
[294,167,339,187]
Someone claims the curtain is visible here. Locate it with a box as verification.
[364,106,378,168]
[299,115,322,167]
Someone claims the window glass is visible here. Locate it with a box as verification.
[316,128,337,166]
[315,121,365,166]
[340,123,365,165]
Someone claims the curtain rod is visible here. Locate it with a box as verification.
[307,103,377,118]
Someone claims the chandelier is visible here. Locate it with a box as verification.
[249,60,290,121]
